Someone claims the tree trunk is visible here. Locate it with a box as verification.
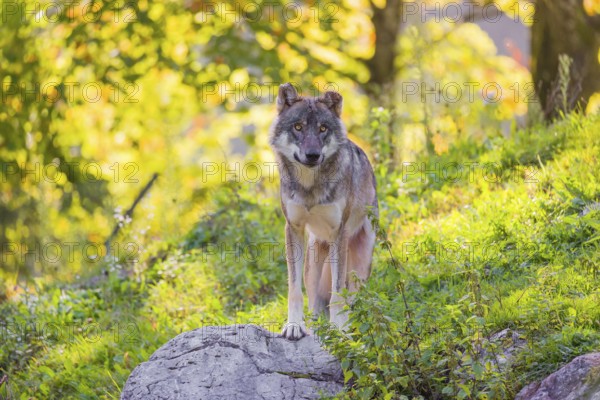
[365,0,404,165]
[367,0,403,93]
[532,0,600,119]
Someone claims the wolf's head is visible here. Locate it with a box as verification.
[270,83,346,168]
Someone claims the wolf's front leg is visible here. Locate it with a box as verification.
[328,233,349,329]
[282,223,307,340]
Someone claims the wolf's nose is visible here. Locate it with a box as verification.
[305,152,321,163]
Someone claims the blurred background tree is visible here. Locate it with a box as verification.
[532,0,600,118]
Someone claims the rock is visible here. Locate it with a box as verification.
[121,324,343,400]
[485,328,527,368]
[515,353,600,400]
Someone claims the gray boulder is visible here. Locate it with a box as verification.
[121,324,343,400]
[483,328,527,369]
[515,353,600,400]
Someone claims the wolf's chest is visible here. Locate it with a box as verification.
[285,199,345,241]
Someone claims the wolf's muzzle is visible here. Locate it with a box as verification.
[294,152,323,167]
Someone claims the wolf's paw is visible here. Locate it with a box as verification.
[281,322,308,340]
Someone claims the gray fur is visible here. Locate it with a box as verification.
[270,83,378,340]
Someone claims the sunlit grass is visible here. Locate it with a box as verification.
[1,113,599,398]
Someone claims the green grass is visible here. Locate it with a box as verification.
[316,113,600,399]
[1,113,599,399]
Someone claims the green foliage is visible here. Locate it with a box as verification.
[558,54,575,114]
[0,0,370,280]
[313,112,600,399]
[181,182,287,309]
[0,187,289,398]
[0,276,153,399]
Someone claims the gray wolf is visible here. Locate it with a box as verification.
[269,83,378,340]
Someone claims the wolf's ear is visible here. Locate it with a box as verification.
[319,91,343,117]
[277,83,300,114]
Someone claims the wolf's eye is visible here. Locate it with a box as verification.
[294,123,303,131]
[319,126,327,133]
